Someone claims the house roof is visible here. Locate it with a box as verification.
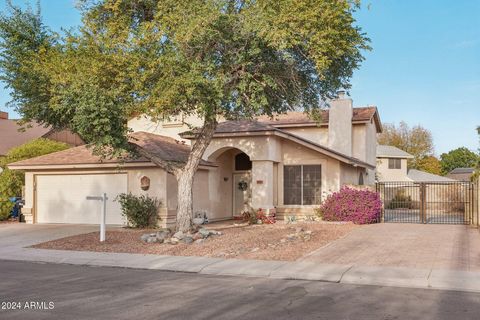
[377,145,414,159]
[407,169,456,183]
[8,131,215,169]
[0,118,51,156]
[256,107,382,132]
[448,167,475,174]
[181,121,375,169]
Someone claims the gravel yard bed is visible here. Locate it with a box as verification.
[31,222,359,261]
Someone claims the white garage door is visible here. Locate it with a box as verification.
[36,174,128,225]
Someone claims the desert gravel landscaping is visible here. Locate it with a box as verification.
[31,222,359,261]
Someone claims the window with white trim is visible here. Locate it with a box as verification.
[283,165,322,205]
[388,158,401,169]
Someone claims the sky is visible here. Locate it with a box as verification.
[0,0,479,155]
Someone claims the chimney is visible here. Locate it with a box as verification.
[0,111,7,120]
[328,90,353,156]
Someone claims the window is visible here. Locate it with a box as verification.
[388,158,401,169]
[235,153,252,171]
[284,165,321,205]
[359,172,364,185]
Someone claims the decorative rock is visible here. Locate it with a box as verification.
[156,231,169,241]
[192,217,205,226]
[173,231,185,240]
[170,238,179,245]
[251,247,260,252]
[192,232,203,240]
[183,236,194,244]
[140,234,151,242]
[256,219,263,224]
[280,239,287,243]
[157,238,164,244]
[194,239,205,244]
[146,237,157,243]
[199,228,210,238]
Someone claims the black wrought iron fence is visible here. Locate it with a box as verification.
[376,181,475,225]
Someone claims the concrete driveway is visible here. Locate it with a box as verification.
[0,223,101,251]
[302,223,480,271]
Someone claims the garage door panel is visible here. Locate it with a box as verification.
[36,174,127,225]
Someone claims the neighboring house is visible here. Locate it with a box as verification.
[9,92,382,226]
[0,111,84,157]
[376,145,414,182]
[376,145,455,182]
[447,168,475,182]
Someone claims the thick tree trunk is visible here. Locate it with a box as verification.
[175,118,217,232]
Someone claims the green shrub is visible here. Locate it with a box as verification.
[0,168,23,220]
[116,193,161,228]
[0,138,70,220]
[387,189,413,209]
[0,138,69,167]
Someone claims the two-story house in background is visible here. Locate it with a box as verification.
[9,92,382,226]
[376,145,454,183]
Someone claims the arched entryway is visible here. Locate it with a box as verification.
[208,148,253,217]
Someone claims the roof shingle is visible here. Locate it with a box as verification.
[8,132,214,168]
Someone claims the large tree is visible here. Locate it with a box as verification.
[440,147,480,176]
[0,0,370,231]
[378,121,435,171]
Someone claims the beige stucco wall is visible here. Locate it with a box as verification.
[339,162,365,186]
[376,158,410,182]
[203,135,282,162]
[128,114,204,144]
[281,127,328,146]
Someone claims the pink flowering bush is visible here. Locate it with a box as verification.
[316,187,382,224]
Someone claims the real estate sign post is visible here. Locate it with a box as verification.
[86,193,108,242]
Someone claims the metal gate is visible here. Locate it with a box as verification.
[376,182,475,224]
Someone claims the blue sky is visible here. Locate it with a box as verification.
[1,0,479,155]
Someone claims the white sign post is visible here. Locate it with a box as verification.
[86,193,108,242]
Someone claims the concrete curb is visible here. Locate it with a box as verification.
[2,248,480,293]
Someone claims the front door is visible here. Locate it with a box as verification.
[233,172,252,215]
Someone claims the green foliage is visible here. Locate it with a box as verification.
[0,168,23,220]
[0,0,370,155]
[378,121,435,170]
[0,138,69,219]
[116,193,161,228]
[440,147,480,176]
[417,156,442,176]
[0,138,69,167]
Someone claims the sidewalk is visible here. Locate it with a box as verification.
[1,223,480,294]
[3,246,480,293]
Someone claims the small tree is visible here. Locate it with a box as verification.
[440,147,480,176]
[417,156,442,176]
[0,1,370,231]
[0,138,69,220]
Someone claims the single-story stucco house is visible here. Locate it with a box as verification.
[376,145,455,183]
[9,92,382,227]
[447,168,476,182]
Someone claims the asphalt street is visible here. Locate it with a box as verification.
[1,260,479,320]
